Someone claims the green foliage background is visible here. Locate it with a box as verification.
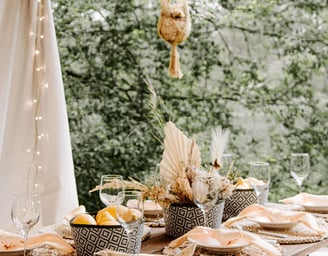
[53,0,328,211]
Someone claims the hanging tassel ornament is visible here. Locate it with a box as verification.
[157,0,191,79]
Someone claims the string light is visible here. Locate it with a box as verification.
[26,0,47,194]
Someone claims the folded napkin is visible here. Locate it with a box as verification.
[280,193,328,207]
[168,226,281,256]
[0,229,74,252]
[223,204,327,235]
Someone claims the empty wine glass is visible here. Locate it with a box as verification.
[192,173,219,227]
[248,162,270,205]
[116,191,144,255]
[99,174,125,206]
[11,192,41,256]
[220,153,233,177]
[290,153,310,194]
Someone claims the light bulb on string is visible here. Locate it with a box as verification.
[25,0,48,194]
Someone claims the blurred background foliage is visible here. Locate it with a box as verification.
[52,0,328,211]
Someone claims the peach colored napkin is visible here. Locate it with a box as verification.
[0,229,74,252]
[168,226,281,256]
[280,193,328,207]
[223,204,327,235]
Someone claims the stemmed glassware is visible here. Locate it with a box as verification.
[99,174,125,206]
[116,191,144,255]
[248,162,271,205]
[220,153,233,177]
[290,153,310,194]
[11,192,41,256]
[192,173,219,227]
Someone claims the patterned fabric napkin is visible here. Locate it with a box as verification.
[0,229,74,252]
[223,204,327,235]
[280,193,328,206]
[168,226,281,256]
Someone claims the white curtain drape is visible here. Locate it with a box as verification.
[0,0,78,230]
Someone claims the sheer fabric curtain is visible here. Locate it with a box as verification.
[0,0,78,230]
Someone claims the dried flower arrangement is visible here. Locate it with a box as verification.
[120,121,235,208]
[90,121,235,208]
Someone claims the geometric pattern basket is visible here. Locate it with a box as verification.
[222,189,257,222]
[71,219,144,256]
[163,200,225,238]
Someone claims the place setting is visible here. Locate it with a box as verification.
[0,192,75,256]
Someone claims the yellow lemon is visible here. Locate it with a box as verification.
[96,211,116,225]
[129,209,142,221]
[115,205,130,221]
[98,205,119,219]
[236,177,245,187]
[71,213,97,225]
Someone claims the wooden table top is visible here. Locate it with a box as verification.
[141,227,328,256]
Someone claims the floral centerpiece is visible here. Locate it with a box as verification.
[90,121,236,237]
[119,121,235,208]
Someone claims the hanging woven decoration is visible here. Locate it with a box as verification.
[157,0,191,79]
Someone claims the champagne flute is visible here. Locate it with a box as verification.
[99,174,125,206]
[248,162,270,205]
[116,191,144,255]
[192,173,219,227]
[290,153,310,194]
[11,192,41,256]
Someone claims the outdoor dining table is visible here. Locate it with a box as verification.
[141,226,328,256]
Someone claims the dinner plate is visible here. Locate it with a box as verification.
[249,219,299,230]
[297,204,328,213]
[197,242,248,254]
[0,245,40,255]
[188,237,249,254]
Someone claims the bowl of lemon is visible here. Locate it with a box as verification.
[70,205,144,256]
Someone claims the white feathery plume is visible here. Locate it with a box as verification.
[210,127,230,170]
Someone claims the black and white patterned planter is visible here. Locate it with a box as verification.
[163,200,224,238]
[222,189,257,222]
[70,215,144,256]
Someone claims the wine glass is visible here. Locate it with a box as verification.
[116,191,144,255]
[99,174,125,206]
[11,192,41,256]
[192,173,219,227]
[248,162,270,205]
[220,153,233,177]
[290,153,310,194]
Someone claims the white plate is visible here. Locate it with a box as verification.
[197,243,248,254]
[298,204,328,212]
[0,245,40,255]
[249,218,298,229]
